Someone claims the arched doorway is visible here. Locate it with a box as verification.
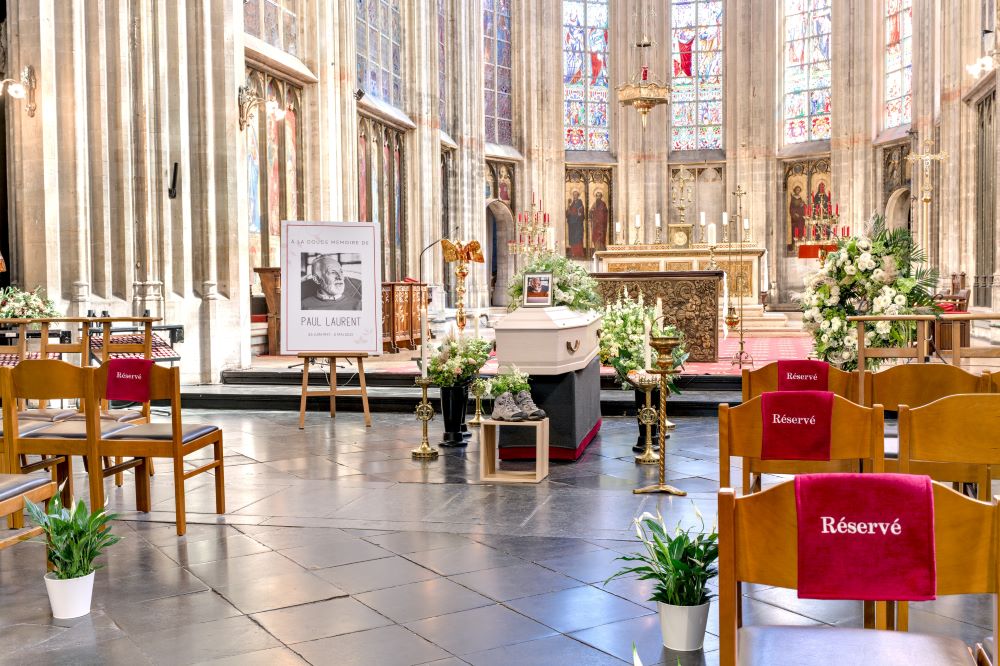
[885,187,912,233]
[486,199,515,307]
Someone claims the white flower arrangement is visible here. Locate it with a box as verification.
[798,215,938,370]
[0,286,59,321]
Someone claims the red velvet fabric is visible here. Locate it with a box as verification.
[776,360,830,391]
[106,358,154,403]
[795,473,936,601]
[760,391,833,461]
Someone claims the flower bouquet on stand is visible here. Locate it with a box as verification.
[799,215,938,370]
[0,286,59,320]
[427,335,493,446]
[599,290,688,452]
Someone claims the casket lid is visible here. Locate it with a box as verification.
[493,306,601,330]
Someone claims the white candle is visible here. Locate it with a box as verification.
[722,211,728,230]
[643,318,652,370]
[699,211,706,227]
[420,306,428,378]
[634,214,641,228]
[707,223,717,245]
[762,250,770,292]
[615,221,622,238]
[592,255,598,273]
[655,213,661,228]
[743,218,750,231]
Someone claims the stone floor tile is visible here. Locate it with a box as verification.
[251,597,393,644]
[356,577,493,623]
[448,563,583,602]
[291,625,450,666]
[405,604,556,656]
[463,634,627,666]
[505,585,654,634]
[402,543,523,576]
[313,555,438,594]
[215,571,347,614]
[129,615,282,665]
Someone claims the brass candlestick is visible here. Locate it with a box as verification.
[629,371,660,465]
[707,245,719,270]
[634,335,687,496]
[468,378,487,428]
[412,377,439,460]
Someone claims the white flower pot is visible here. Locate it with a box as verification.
[43,571,95,619]
[657,600,711,651]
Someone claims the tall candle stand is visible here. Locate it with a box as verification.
[411,377,439,460]
[729,186,753,368]
[629,371,660,465]
[633,334,687,496]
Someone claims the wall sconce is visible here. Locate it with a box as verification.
[1,65,36,117]
[238,80,287,131]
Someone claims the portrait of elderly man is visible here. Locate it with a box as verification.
[301,254,364,311]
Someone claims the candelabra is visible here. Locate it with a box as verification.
[728,186,753,368]
[509,199,551,260]
[800,202,842,243]
[629,371,660,465]
[634,334,686,496]
[411,377,439,460]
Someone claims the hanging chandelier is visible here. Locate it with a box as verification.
[615,1,670,128]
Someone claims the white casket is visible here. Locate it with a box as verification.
[493,306,602,376]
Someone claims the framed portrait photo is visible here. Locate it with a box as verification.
[523,272,554,308]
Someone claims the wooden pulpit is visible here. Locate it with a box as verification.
[254,267,281,356]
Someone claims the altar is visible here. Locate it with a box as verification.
[594,244,766,305]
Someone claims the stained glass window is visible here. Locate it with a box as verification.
[783,0,832,144]
[883,0,912,129]
[357,0,405,109]
[244,0,298,57]
[670,1,723,151]
[484,0,513,145]
[563,0,610,151]
[245,69,302,294]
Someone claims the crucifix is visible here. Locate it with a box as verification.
[906,139,948,251]
[668,167,695,246]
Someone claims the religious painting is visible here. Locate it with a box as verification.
[497,164,513,205]
[484,164,496,200]
[284,93,299,222]
[281,221,383,355]
[882,142,912,206]
[247,104,262,294]
[564,168,613,260]
[784,158,832,253]
[485,160,515,211]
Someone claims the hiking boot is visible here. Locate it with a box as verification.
[492,392,527,421]
[514,390,546,420]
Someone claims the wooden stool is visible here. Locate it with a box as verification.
[297,353,371,429]
[479,418,549,483]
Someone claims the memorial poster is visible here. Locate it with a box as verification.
[281,221,382,355]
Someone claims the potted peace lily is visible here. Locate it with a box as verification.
[606,510,719,652]
[25,494,121,620]
[427,335,493,446]
[599,290,688,451]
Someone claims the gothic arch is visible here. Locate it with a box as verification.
[885,187,912,232]
[486,198,515,307]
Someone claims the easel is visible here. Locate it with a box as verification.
[297,352,371,429]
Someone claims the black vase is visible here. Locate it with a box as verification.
[440,383,470,447]
[633,388,664,453]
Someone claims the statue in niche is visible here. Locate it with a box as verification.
[789,184,806,241]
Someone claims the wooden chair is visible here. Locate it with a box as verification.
[94,362,224,536]
[297,352,371,429]
[865,364,991,473]
[718,480,998,666]
[1,361,131,526]
[0,475,57,551]
[741,362,859,402]
[719,395,885,494]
